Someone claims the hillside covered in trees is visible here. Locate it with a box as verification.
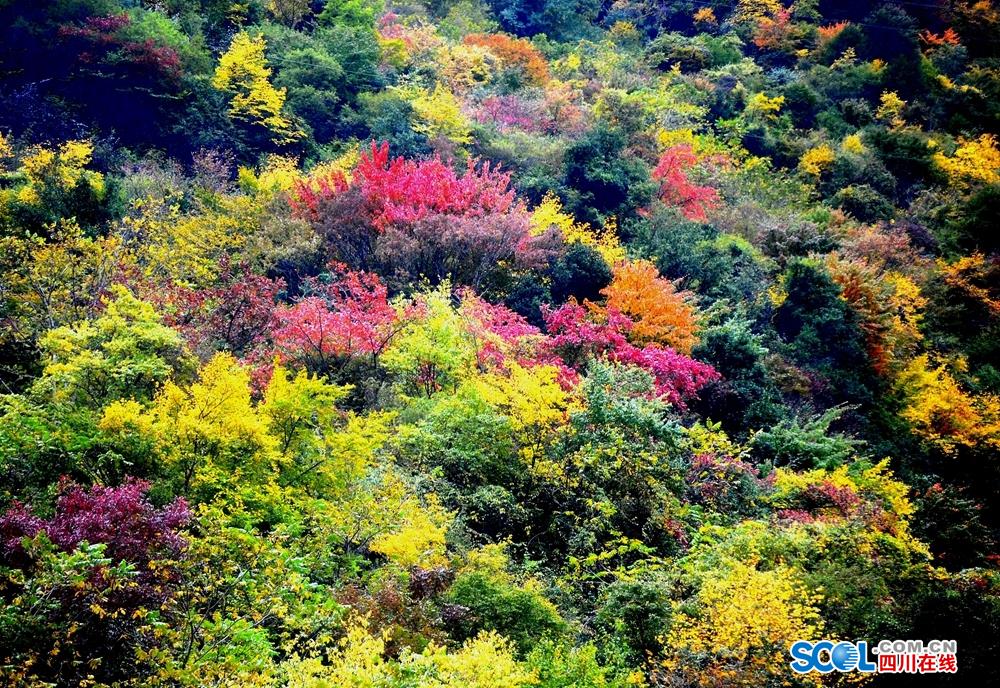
[1,0,999,685]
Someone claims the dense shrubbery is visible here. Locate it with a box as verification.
[2,0,1000,685]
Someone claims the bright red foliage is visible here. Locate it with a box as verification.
[288,169,350,222]
[355,142,518,230]
[625,345,720,407]
[459,290,542,367]
[272,265,397,371]
[920,28,961,47]
[652,145,721,222]
[543,300,634,360]
[288,143,535,288]
[290,141,519,230]
[541,301,719,407]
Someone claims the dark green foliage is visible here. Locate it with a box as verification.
[354,92,432,159]
[504,273,552,328]
[859,5,924,98]
[265,23,382,149]
[562,126,655,226]
[751,406,865,469]
[548,243,613,304]
[830,184,896,223]
[594,574,673,665]
[903,572,1000,685]
[692,317,784,434]
[952,183,1000,255]
[398,402,522,488]
[0,3,212,153]
[863,126,939,197]
[445,570,568,653]
[485,0,599,40]
[646,33,710,73]
[913,484,996,570]
[820,154,897,201]
[632,211,772,305]
[782,82,821,129]
[769,259,879,418]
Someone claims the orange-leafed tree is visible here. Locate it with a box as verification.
[600,259,700,354]
[826,255,925,376]
[463,33,549,85]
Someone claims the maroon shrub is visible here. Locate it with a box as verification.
[1,477,190,574]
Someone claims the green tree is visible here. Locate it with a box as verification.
[34,286,193,408]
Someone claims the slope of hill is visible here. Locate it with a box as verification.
[1,1,999,686]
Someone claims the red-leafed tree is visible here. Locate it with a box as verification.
[150,261,285,361]
[652,145,721,222]
[459,290,542,368]
[1,477,190,573]
[59,15,183,83]
[288,169,350,222]
[288,142,543,288]
[290,142,519,230]
[753,8,796,51]
[354,141,518,230]
[541,301,719,407]
[271,264,398,374]
[0,478,190,685]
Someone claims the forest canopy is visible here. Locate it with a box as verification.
[1,0,999,686]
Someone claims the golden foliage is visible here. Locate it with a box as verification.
[827,255,925,375]
[397,82,473,145]
[876,91,907,128]
[285,619,534,688]
[369,491,452,567]
[734,0,785,24]
[894,355,1000,455]
[464,33,549,85]
[212,32,302,144]
[601,259,700,353]
[933,134,1000,188]
[473,361,573,465]
[8,140,105,207]
[745,92,785,120]
[662,561,824,688]
[693,7,718,25]
[938,252,1000,316]
[799,144,836,177]
[529,193,626,265]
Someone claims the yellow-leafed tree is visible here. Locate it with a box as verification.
[893,354,1000,455]
[212,32,302,144]
[662,562,824,688]
[933,134,1000,188]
